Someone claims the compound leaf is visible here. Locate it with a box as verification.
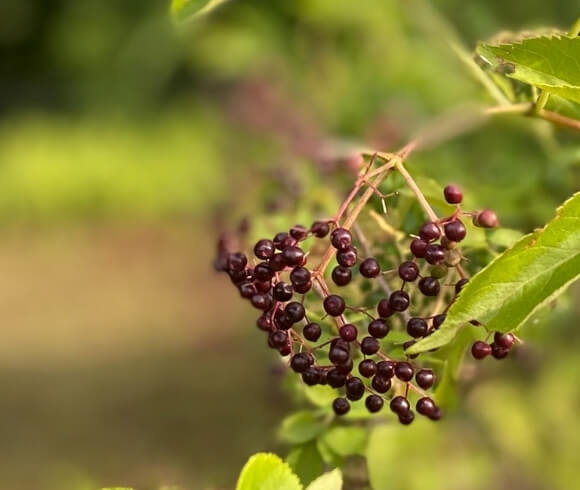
[408,192,580,354]
[236,453,302,490]
[477,36,580,103]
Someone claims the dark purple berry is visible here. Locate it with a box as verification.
[273,232,289,250]
[331,338,351,352]
[336,358,353,374]
[279,343,291,356]
[365,394,384,413]
[251,294,271,310]
[294,281,312,294]
[332,397,350,415]
[425,244,445,265]
[432,314,446,329]
[474,209,498,228]
[329,347,350,365]
[395,362,414,381]
[398,410,415,425]
[455,278,469,294]
[254,280,272,293]
[418,277,440,296]
[290,266,311,286]
[444,185,463,204]
[254,262,273,281]
[360,257,380,278]
[410,238,428,258]
[311,221,330,238]
[419,222,441,242]
[290,353,311,373]
[324,295,346,316]
[330,228,352,251]
[256,314,272,331]
[269,330,288,348]
[360,336,380,355]
[275,310,294,330]
[345,377,365,401]
[444,220,466,242]
[491,342,509,359]
[239,282,257,298]
[302,367,321,385]
[285,301,305,323]
[273,282,293,302]
[227,252,247,272]
[389,290,410,312]
[303,323,321,342]
[371,375,391,393]
[290,225,308,241]
[416,397,436,417]
[494,332,515,349]
[377,299,394,318]
[280,235,297,250]
[407,317,428,338]
[332,265,352,286]
[376,360,395,379]
[327,369,347,388]
[368,319,389,338]
[336,246,357,268]
[254,239,275,259]
[403,340,419,359]
[283,246,305,267]
[390,396,410,415]
[398,261,419,282]
[429,406,442,421]
[339,324,358,342]
[416,369,435,389]
[269,253,286,272]
[358,359,377,377]
[471,341,491,359]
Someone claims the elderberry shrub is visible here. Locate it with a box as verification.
[214,181,510,424]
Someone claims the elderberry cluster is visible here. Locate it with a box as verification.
[214,183,505,425]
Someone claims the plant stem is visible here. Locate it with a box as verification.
[394,159,438,222]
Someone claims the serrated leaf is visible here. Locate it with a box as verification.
[170,0,230,23]
[236,453,302,490]
[279,411,332,444]
[319,426,368,457]
[286,441,324,487]
[305,468,343,490]
[408,192,580,354]
[477,36,580,103]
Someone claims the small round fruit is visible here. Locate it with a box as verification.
[345,377,365,401]
[269,330,288,348]
[473,209,498,228]
[418,277,440,296]
[228,252,247,272]
[332,397,350,415]
[444,219,466,242]
[377,299,394,318]
[376,360,395,379]
[494,331,515,349]
[491,342,509,359]
[311,221,330,238]
[251,294,271,310]
[360,257,381,278]
[269,253,286,272]
[303,323,321,342]
[273,282,293,302]
[336,246,357,267]
[425,244,445,265]
[294,280,312,294]
[390,395,410,415]
[290,353,311,373]
[360,336,380,355]
[368,319,389,338]
[283,246,306,267]
[432,314,446,329]
[254,239,275,259]
[358,359,377,378]
[407,317,428,338]
[302,367,321,386]
[324,295,346,316]
[398,410,415,425]
[329,347,350,365]
[365,394,384,413]
[410,238,428,258]
[444,185,463,204]
[395,362,414,381]
[285,301,305,323]
[416,369,435,389]
[371,375,391,393]
[290,266,311,286]
[419,222,441,242]
[330,228,352,250]
[455,278,469,294]
[389,290,410,312]
[332,266,352,286]
[416,397,437,417]
[327,369,347,388]
[290,225,308,241]
[471,340,492,359]
[339,324,358,342]
[398,261,419,282]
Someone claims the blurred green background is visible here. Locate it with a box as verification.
[0,0,578,489]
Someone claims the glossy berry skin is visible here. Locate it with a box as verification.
[303,323,321,342]
[444,185,463,204]
[273,232,290,250]
[285,302,305,323]
[332,397,350,415]
[471,340,492,359]
[269,253,286,272]
[327,369,347,388]
[294,281,312,294]
[371,375,391,393]
[429,406,442,421]
[254,239,275,259]
[432,314,446,329]
[256,314,272,331]
[302,367,320,386]
[418,277,440,296]
[254,280,272,294]
[290,225,308,241]
[494,332,515,349]
[390,395,410,415]
[324,295,346,316]
[398,410,415,425]
[368,319,389,338]
[332,266,352,286]
[491,342,509,359]
[283,246,305,267]
[474,209,498,228]
[311,221,330,238]
[410,238,428,258]
[336,359,353,374]
[416,397,437,417]
[239,282,257,299]
[425,244,445,265]
[376,360,396,379]
[290,266,311,286]
[444,220,466,242]
[360,336,380,355]
[395,362,414,381]
[377,299,394,318]
[290,353,311,373]
[273,282,293,302]
[251,294,271,310]
[407,317,428,338]
[419,222,441,242]
[228,252,247,272]
[455,278,469,294]
[416,369,435,389]
[254,263,273,282]
[389,290,410,312]
[365,394,384,413]
[398,261,419,282]
[329,347,350,365]
[336,246,358,267]
[331,338,351,352]
[345,377,365,401]
[330,228,352,251]
[339,324,358,342]
[358,359,377,377]
[360,258,381,278]
[269,330,288,348]
[403,340,418,359]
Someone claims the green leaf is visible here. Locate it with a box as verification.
[487,228,525,249]
[279,411,332,444]
[236,453,302,490]
[286,442,324,487]
[409,192,580,354]
[477,36,580,103]
[319,426,369,457]
[170,0,230,23]
[305,469,343,490]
